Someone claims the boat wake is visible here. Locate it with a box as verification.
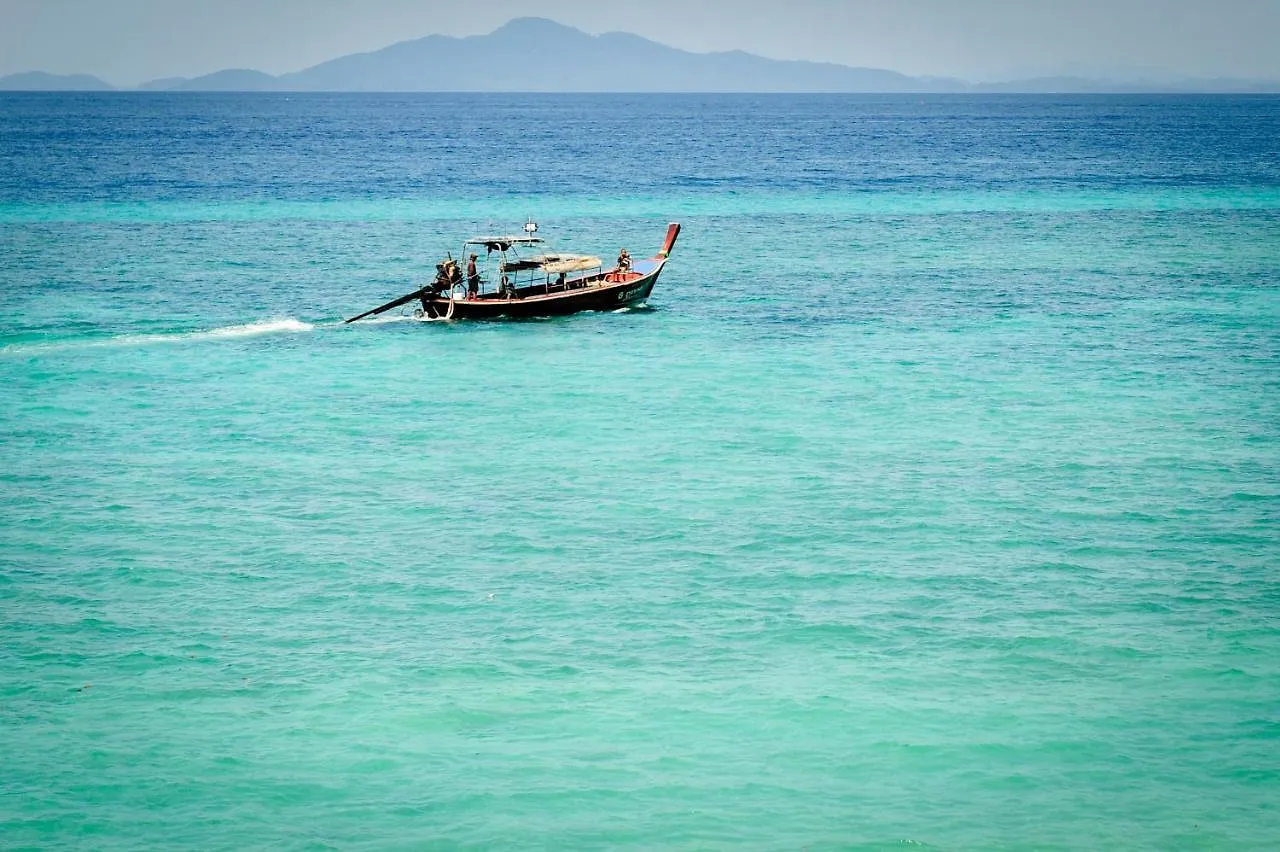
[2,318,317,356]
[199,318,315,338]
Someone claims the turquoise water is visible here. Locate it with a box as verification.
[2,94,1279,849]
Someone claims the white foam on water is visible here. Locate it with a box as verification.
[2,317,317,356]
[199,318,315,339]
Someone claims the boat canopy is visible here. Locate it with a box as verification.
[541,255,602,274]
[500,253,602,274]
[466,235,545,252]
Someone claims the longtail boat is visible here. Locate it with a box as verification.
[346,222,680,323]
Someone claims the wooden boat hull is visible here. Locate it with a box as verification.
[425,259,665,320]
[346,223,680,325]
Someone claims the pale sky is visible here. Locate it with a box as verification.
[3,0,1279,86]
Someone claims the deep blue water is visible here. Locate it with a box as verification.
[2,93,1279,849]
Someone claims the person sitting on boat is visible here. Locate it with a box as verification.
[617,248,632,274]
[418,263,450,317]
[432,262,448,288]
[466,254,480,299]
[436,259,464,298]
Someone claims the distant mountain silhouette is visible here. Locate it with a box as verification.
[275,18,959,92]
[6,19,1279,93]
[0,71,113,91]
[137,76,188,91]
[171,69,279,91]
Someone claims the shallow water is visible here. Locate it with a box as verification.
[2,93,1279,849]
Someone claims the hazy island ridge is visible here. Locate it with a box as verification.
[4,17,1279,94]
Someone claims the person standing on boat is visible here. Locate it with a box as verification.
[617,248,631,274]
[466,254,480,299]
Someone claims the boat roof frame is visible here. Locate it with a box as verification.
[465,235,545,251]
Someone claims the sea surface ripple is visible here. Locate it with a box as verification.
[2,93,1279,849]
